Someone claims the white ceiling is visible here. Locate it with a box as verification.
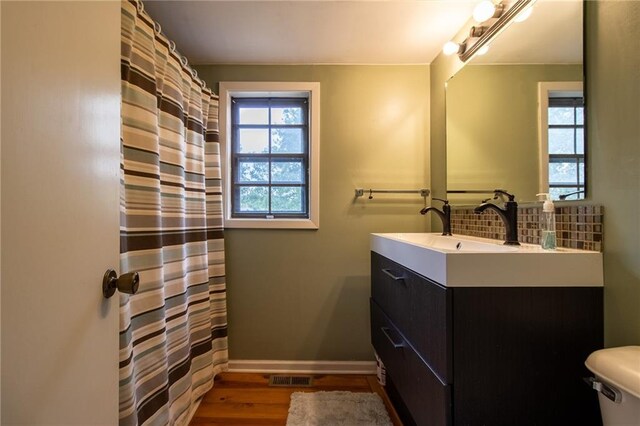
[143,0,582,66]
[144,0,476,64]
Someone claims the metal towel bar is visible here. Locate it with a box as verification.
[355,188,430,199]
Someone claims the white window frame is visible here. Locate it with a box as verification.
[537,81,584,194]
[219,81,320,229]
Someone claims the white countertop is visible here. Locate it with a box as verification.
[371,233,604,287]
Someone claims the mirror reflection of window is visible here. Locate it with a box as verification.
[548,96,584,200]
[538,82,585,201]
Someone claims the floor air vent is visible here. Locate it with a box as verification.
[269,375,314,387]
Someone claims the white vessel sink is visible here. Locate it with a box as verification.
[371,233,603,287]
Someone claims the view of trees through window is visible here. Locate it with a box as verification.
[232,98,309,217]
[548,96,585,201]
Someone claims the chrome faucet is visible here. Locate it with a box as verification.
[474,189,520,245]
[420,198,452,236]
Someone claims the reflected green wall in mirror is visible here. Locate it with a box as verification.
[446,64,582,203]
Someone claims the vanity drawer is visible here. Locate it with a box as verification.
[371,253,413,337]
[371,252,452,381]
[371,299,451,426]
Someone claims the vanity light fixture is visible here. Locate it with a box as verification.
[476,45,490,56]
[442,0,537,62]
[443,25,485,56]
[443,41,464,56]
[473,0,504,23]
[514,5,534,22]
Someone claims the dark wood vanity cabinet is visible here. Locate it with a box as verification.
[370,252,603,426]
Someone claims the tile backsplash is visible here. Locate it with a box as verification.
[450,205,603,251]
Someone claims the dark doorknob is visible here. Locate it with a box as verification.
[102,269,139,298]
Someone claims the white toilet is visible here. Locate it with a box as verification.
[585,346,640,426]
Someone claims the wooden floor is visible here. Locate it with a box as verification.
[189,372,402,425]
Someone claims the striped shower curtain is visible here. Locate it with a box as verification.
[119,1,228,424]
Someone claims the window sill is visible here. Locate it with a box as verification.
[224,217,319,230]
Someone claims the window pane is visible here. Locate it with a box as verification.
[271,128,304,153]
[579,159,585,183]
[549,107,575,125]
[238,160,269,183]
[231,96,312,220]
[576,128,584,154]
[549,187,563,201]
[576,107,584,125]
[238,129,269,153]
[549,129,575,154]
[271,187,303,212]
[239,107,268,125]
[549,161,578,184]
[238,186,268,212]
[271,107,304,125]
[272,161,304,183]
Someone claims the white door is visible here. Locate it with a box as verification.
[2,2,121,424]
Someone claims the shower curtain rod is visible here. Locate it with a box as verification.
[137,0,208,90]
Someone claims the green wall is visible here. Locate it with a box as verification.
[447,64,582,203]
[586,1,640,346]
[195,65,431,360]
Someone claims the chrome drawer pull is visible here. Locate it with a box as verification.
[382,268,405,281]
[381,327,405,349]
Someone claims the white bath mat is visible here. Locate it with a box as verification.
[286,391,393,426]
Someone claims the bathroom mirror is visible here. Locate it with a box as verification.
[446,0,584,203]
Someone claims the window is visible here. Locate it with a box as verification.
[219,82,320,229]
[538,82,585,201]
[547,96,584,200]
[231,98,308,218]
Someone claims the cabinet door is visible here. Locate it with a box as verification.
[452,287,603,426]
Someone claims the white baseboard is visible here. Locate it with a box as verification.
[228,360,377,375]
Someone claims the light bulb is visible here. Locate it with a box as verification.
[473,1,496,23]
[443,41,461,56]
[514,6,533,23]
[476,45,490,56]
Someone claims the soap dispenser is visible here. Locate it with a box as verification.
[537,193,557,250]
